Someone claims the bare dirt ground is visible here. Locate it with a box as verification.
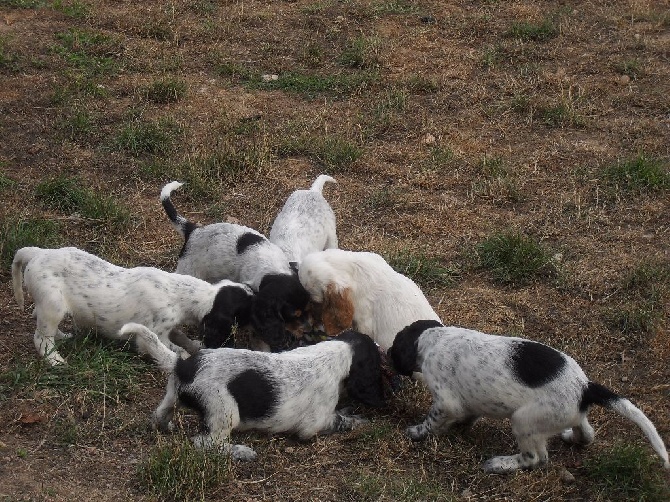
[0,0,669,500]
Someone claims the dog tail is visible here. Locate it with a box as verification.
[121,323,178,373]
[11,246,43,310]
[581,381,670,469]
[309,174,336,193]
[160,181,198,242]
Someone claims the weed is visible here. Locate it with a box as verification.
[387,249,460,288]
[0,218,62,268]
[584,443,670,501]
[35,175,130,228]
[477,232,555,286]
[138,436,231,502]
[538,101,584,128]
[143,78,187,104]
[602,155,669,191]
[405,75,439,94]
[507,19,558,42]
[118,118,182,156]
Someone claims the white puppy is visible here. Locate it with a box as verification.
[389,320,670,474]
[12,247,254,365]
[161,182,310,351]
[269,174,338,264]
[298,249,441,350]
[123,322,386,460]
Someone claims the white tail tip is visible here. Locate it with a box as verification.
[160,181,184,201]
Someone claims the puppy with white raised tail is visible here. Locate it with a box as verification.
[269,174,338,264]
[12,247,253,365]
[123,322,385,460]
[160,181,310,351]
[389,320,670,473]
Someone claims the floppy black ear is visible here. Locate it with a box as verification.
[336,330,386,408]
[388,319,442,376]
[200,314,235,348]
[250,295,296,351]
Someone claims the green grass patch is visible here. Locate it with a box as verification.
[118,118,183,157]
[53,28,122,76]
[0,0,45,7]
[0,218,62,269]
[614,59,642,80]
[35,175,130,228]
[537,102,584,128]
[584,443,670,501]
[0,334,146,402]
[338,36,381,69]
[507,19,558,42]
[349,471,454,502]
[0,171,16,191]
[52,0,90,18]
[277,135,362,173]
[602,155,669,191]
[0,36,20,72]
[143,78,187,104]
[58,107,95,140]
[371,0,419,15]
[476,232,556,286]
[387,249,460,288]
[138,437,232,502]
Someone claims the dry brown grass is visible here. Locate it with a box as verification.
[1,0,669,500]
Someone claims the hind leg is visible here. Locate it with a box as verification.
[561,415,595,445]
[153,375,178,432]
[33,306,66,366]
[191,399,256,461]
[407,396,466,441]
[483,406,553,474]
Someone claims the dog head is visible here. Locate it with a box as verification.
[387,319,443,376]
[251,273,311,351]
[335,330,386,407]
[201,283,254,349]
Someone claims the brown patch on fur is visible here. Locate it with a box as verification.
[321,284,354,335]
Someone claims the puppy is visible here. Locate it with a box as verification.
[12,247,253,365]
[269,174,338,264]
[389,319,670,474]
[160,181,311,351]
[123,322,385,460]
[298,249,441,350]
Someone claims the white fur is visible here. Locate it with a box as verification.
[124,323,382,460]
[12,247,252,365]
[298,249,441,350]
[269,175,338,263]
[391,321,670,473]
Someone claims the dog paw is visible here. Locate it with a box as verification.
[406,424,428,442]
[560,428,576,443]
[47,353,67,366]
[231,445,257,461]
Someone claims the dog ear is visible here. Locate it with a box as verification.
[322,283,354,335]
[337,331,386,407]
[200,314,234,348]
[388,320,442,376]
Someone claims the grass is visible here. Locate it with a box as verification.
[137,436,232,502]
[0,334,146,402]
[0,218,62,268]
[52,0,90,18]
[0,35,20,72]
[251,71,378,98]
[602,155,669,192]
[53,28,122,77]
[338,36,381,69]
[476,231,556,286]
[277,135,362,173]
[143,78,187,104]
[117,118,183,156]
[58,107,95,140]
[348,471,454,501]
[507,19,558,42]
[584,443,670,501]
[387,249,460,288]
[35,175,131,228]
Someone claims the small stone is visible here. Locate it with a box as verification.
[560,468,575,484]
[422,133,436,145]
[261,74,279,83]
[621,376,629,382]
[285,446,295,453]
[461,488,473,498]
[619,75,631,85]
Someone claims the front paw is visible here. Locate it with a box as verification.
[231,444,257,461]
[406,424,429,442]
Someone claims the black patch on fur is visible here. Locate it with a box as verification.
[227,369,278,421]
[236,233,266,254]
[201,286,254,348]
[175,353,202,385]
[336,330,386,407]
[251,274,310,351]
[161,195,198,248]
[388,320,443,376]
[579,381,620,413]
[509,340,566,388]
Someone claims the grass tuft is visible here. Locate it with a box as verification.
[602,155,669,191]
[584,443,670,501]
[507,19,558,42]
[277,135,362,173]
[387,249,460,288]
[137,436,231,502]
[477,232,556,286]
[0,218,62,269]
[143,78,187,104]
[118,118,183,156]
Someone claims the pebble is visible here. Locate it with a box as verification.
[621,376,629,382]
[261,74,279,83]
[619,75,631,85]
[560,468,575,484]
[422,133,436,145]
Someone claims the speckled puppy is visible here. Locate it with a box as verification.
[269,174,338,264]
[389,320,670,474]
[12,247,253,365]
[124,322,385,461]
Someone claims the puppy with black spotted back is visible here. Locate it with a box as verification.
[123,322,385,460]
[389,320,670,474]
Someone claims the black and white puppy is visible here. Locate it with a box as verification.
[389,320,670,473]
[161,181,311,351]
[11,247,254,365]
[123,322,385,460]
[269,174,338,264]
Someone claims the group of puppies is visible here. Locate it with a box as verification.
[12,175,670,473]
